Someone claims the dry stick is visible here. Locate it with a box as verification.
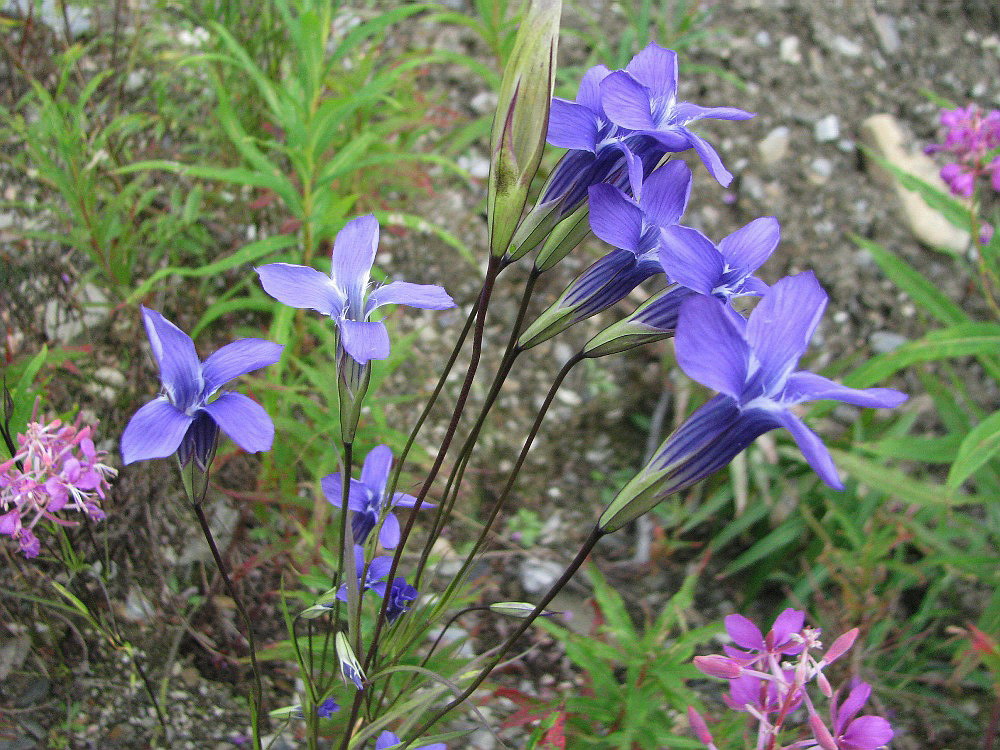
[403,526,606,748]
[336,256,504,750]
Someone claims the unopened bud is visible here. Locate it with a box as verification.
[693,655,742,679]
[489,601,560,618]
[823,627,859,665]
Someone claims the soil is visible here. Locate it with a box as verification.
[2,1,998,749]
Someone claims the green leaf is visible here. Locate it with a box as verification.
[857,434,961,464]
[721,519,804,577]
[826,449,963,506]
[127,234,296,303]
[845,322,1000,387]
[948,410,1000,488]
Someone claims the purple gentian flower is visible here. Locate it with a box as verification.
[375,577,418,624]
[336,544,392,602]
[120,307,283,468]
[256,215,455,366]
[808,682,894,750]
[375,730,445,750]
[316,698,339,718]
[321,444,428,549]
[600,43,753,186]
[518,161,692,349]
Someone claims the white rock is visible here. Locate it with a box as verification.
[808,156,834,183]
[757,126,791,165]
[870,331,908,353]
[860,113,970,253]
[458,152,489,179]
[754,31,771,47]
[872,14,902,54]
[830,35,863,57]
[779,36,801,64]
[470,90,498,115]
[814,115,840,142]
[520,558,563,595]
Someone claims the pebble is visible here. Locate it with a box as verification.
[520,558,563,594]
[470,90,497,114]
[814,114,840,142]
[754,31,771,47]
[870,331,908,353]
[830,35,863,57]
[872,14,902,54]
[457,152,489,179]
[779,36,801,64]
[757,126,790,166]
[808,156,834,183]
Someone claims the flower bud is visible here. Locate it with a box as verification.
[693,655,743,679]
[488,0,561,257]
[335,631,366,690]
[489,601,560,618]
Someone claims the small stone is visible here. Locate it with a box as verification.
[872,14,902,54]
[870,331,908,353]
[754,30,771,46]
[779,36,801,64]
[814,115,840,142]
[757,126,791,166]
[830,35,863,57]
[470,90,497,114]
[457,152,489,179]
[808,157,834,184]
[520,558,562,595]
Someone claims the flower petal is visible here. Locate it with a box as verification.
[639,160,692,227]
[576,64,611,113]
[676,295,748,398]
[783,372,908,409]
[141,307,202,410]
[332,215,379,311]
[367,282,455,312]
[390,491,425,509]
[256,263,344,316]
[339,319,390,365]
[773,410,843,490]
[841,716,894,749]
[836,682,873,734]
[202,392,275,454]
[624,43,677,101]
[770,608,805,646]
[361,445,393,498]
[120,397,193,465]
[658,225,724,294]
[379,513,401,549]
[747,272,827,391]
[679,127,734,186]
[202,338,283,397]
[718,217,780,275]
[601,71,657,130]
[673,102,754,124]
[547,98,600,151]
[589,184,642,252]
[321,475,370,511]
[725,614,765,650]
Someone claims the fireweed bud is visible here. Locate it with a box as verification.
[693,655,743,679]
[488,0,561,258]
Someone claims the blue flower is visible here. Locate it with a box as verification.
[375,730,445,750]
[598,273,907,532]
[256,215,455,366]
[322,445,428,549]
[120,307,283,467]
[316,698,340,718]
[336,545,393,602]
[599,43,753,186]
[378,577,418,624]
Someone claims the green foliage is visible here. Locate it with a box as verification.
[533,568,716,749]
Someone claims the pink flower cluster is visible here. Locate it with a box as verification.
[925,105,1000,197]
[689,609,894,750]
[0,419,114,558]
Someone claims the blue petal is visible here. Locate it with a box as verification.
[256,263,344,316]
[658,226,724,295]
[588,184,642,252]
[120,397,193,464]
[631,284,694,331]
[773,410,844,489]
[367,281,455,312]
[576,64,611,113]
[361,444,393,499]
[639,160,692,227]
[339,319,390,365]
[679,127,734,186]
[379,513,401,549]
[782,371,908,409]
[624,43,677,101]
[718,217,780,275]
[673,102,754,123]
[746,272,827,392]
[202,392,275,453]
[202,338,283,397]
[332,215,379,315]
[547,99,599,151]
[675,295,748,398]
[390,491,425,509]
[141,307,202,411]
[601,71,656,130]
[321,475,370,511]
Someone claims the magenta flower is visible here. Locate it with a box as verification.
[120,308,283,468]
[1,418,114,557]
[925,104,1000,196]
[256,215,455,366]
[724,608,807,665]
[809,681,894,750]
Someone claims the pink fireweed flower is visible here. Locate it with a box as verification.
[925,104,1000,197]
[805,681,894,750]
[0,418,115,557]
